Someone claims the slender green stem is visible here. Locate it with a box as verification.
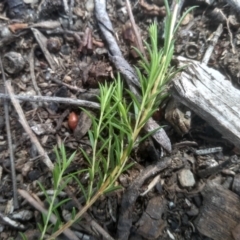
[40,169,64,239]
[103,127,112,182]
[87,110,103,202]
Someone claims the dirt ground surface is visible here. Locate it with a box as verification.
[1,0,240,239]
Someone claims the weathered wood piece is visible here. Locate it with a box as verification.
[171,56,240,148]
[194,181,240,240]
[135,196,167,239]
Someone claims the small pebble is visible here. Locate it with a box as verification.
[232,174,240,196]
[3,52,25,74]
[222,176,233,189]
[193,195,202,207]
[11,210,33,221]
[116,0,125,7]
[46,37,61,53]
[63,75,72,82]
[68,112,78,130]
[85,0,94,12]
[178,169,195,187]
[61,44,71,55]
[187,204,199,216]
[28,169,42,181]
[168,201,175,209]
[181,13,193,26]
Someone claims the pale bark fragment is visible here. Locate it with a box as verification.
[171,56,240,148]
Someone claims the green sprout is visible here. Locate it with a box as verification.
[45,1,196,239]
[37,146,76,239]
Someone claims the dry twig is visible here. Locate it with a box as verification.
[202,24,223,64]
[125,0,146,58]
[51,77,86,93]
[219,10,235,53]
[0,57,19,209]
[0,212,25,230]
[31,28,57,71]
[18,189,79,240]
[0,93,100,109]
[5,81,54,170]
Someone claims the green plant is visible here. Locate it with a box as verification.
[37,146,76,239]
[46,1,196,239]
[19,232,27,240]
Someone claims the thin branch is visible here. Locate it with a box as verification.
[95,0,140,91]
[18,189,79,240]
[31,28,57,71]
[29,44,42,96]
[202,24,223,64]
[125,0,146,58]
[51,77,85,93]
[5,81,54,170]
[0,57,19,209]
[0,93,100,109]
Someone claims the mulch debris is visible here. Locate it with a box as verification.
[0,0,240,239]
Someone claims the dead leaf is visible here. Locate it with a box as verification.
[8,23,28,33]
